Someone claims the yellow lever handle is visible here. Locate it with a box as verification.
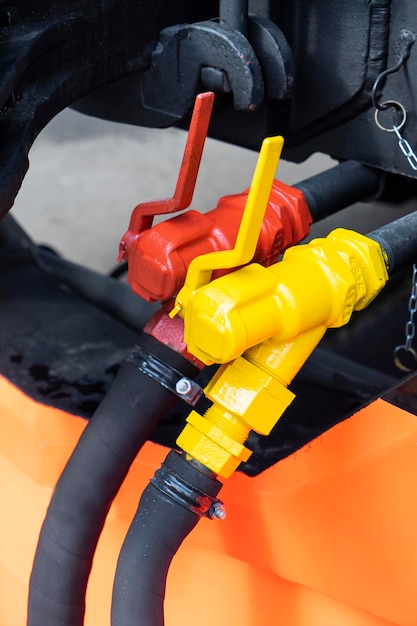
[170,135,284,317]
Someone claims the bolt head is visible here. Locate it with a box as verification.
[209,502,227,521]
[176,377,193,396]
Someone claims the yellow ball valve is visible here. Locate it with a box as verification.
[176,229,388,477]
[172,135,389,479]
[178,228,388,366]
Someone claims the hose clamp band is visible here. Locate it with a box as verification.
[151,462,224,519]
[127,345,203,406]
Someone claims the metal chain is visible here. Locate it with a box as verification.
[405,264,417,348]
[394,264,417,371]
[374,103,417,173]
[393,125,417,171]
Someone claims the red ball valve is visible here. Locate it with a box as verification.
[120,91,312,303]
[128,182,311,302]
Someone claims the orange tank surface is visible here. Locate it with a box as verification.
[1,373,417,626]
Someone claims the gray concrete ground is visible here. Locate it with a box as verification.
[11,107,415,274]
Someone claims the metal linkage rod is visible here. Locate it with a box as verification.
[219,0,249,36]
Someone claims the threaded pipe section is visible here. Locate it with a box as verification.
[204,403,250,443]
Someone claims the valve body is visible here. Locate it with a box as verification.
[176,228,389,477]
[127,181,311,302]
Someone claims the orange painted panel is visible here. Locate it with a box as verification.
[1,374,415,625]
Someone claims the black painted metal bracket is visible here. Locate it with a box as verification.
[139,16,294,125]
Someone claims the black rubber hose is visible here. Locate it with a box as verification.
[0,213,157,333]
[294,160,384,222]
[28,334,200,626]
[111,450,222,626]
[368,209,417,274]
[33,249,158,333]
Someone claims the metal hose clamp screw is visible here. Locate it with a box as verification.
[208,501,227,520]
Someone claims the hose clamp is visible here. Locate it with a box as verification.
[151,462,225,520]
[127,345,203,406]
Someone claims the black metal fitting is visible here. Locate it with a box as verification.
[248,15,294,99]
[201,67,232,93]
[140,20,264,125]
[139,15,294,125]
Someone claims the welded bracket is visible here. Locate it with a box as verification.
[140,20,263,125]
[139,17,294,125]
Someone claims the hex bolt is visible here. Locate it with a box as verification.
[175,377,194,397]
[208,502,227,521]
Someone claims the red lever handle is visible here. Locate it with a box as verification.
[119,91,215,261]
